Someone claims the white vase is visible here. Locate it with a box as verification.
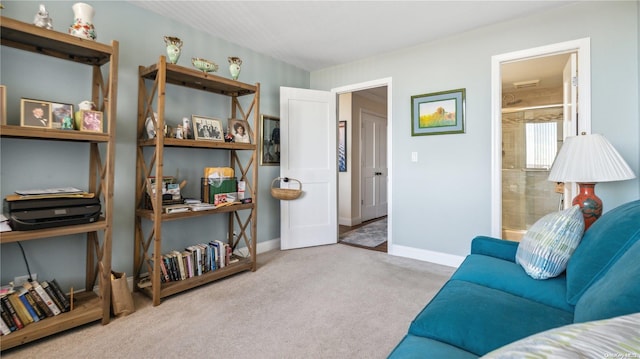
[68,3,96,40]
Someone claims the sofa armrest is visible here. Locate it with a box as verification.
[471,235,519,262]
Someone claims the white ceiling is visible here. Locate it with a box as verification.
[129,1,574,73]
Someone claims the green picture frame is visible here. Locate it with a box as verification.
[411,88,465,136]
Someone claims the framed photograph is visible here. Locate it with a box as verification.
[228,118,252,144]
[259,114,280,166]
[338,121,347,172]
[51,102,74,130]
[81,110,103,132]
[182,116,194,139]
[411,88,465,136]
[193,115,224,141]
[21,99,52,128]
[0,85,6,125]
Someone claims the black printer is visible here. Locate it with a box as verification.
[6,197,101,231]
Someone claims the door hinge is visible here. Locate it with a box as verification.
[572,76,578,86]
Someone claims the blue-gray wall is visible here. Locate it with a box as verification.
[0,1,308,289]
[311,1,639,258]
[1,1,639,289]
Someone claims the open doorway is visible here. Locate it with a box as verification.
[500,53,573,241]
[491,38,591,239]
[336,84,389,252]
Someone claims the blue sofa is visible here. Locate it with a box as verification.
[389,199,640,358]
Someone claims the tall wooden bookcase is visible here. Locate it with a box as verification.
[134,56,259,306]
[0,17,118,349]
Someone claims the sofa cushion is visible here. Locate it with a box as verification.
[515,205,584,280]
[388,334,478,359]
[566,199,640,304]
[480,312,640,358]
[574,238,640,322]
[409,280,573,356]
[451,254,573,312]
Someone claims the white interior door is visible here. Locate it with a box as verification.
[361,110,388,222]
[561,52,578,207]
[279,87,337,250]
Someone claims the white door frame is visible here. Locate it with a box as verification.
[333,78,393,249]
[490,38,591,238]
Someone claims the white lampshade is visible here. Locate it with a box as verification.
[548,134,636,183]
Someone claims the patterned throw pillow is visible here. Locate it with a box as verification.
[481,312,640,358]
[515,205,584,280]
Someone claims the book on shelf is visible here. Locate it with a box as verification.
[7,292,33,326]
[41,281,66,314]
[0,313,12,335]
[172,250,186,280]
[0,299,17,332]
[1,295,24,330]
[214,240,227,268]
[182,251,193,279]
[49,279,71,312]
[158,255,170,283]
[23,281,54,317]
[18,288,44,321]
[161,254,173,282]
[32,281,62,316]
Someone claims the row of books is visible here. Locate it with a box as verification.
[0,279,70,335]
[156,240,238,283]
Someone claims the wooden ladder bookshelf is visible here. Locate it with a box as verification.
[0,16,118,350]
[133,56,259,306]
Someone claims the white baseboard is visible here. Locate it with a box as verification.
[388,244,464,268]
[257,237,280,253]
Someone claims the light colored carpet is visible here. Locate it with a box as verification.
[340,218,387,247]
[2,244,455,359]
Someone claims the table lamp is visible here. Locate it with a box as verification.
[548,133,636,230]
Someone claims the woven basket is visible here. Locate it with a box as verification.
[271,177,302,200]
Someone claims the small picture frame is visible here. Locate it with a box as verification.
[193,115,224,141]
[0,85,6,125]
[21,99,52,128]
[411,88,465,136]
[259,114,280,166]
[338,121,347,172]
[81,110,103,132]
[228,118,252,144]
[50,102,74,130]
[182,117,194,139]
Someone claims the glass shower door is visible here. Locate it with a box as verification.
[501,106,564,241]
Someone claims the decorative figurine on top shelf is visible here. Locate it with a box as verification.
[192,58,218,73]
[74,100,95,130]
[164,36,183,64]
[33,4,53,30]
[228,57,242,80]
[68,2,96,40]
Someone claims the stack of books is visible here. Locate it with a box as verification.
[0,279,71,335]
[152,240,239,284]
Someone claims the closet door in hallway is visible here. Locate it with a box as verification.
[361,110,388,222]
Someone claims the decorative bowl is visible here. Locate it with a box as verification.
[191,58,218,73]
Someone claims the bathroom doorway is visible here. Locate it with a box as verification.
[491,38,592,240]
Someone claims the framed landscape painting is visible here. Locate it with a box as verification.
[411,88,465,136]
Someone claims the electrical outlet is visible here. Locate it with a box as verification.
[13,273,37,287]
